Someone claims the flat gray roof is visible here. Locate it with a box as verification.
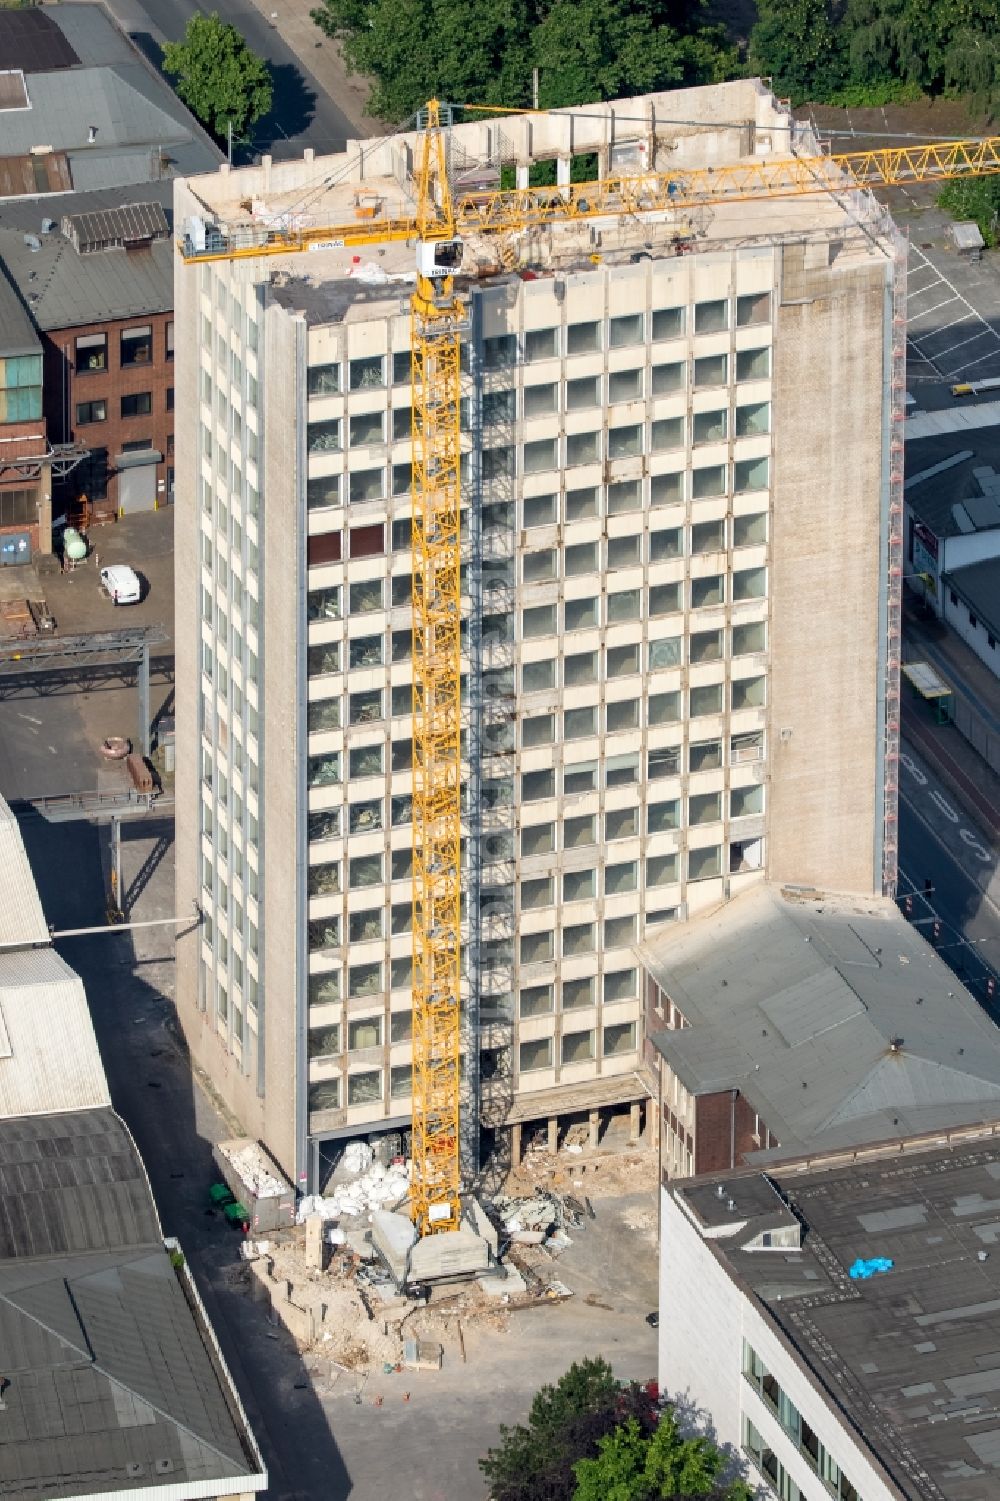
[945,556,1000,640]
[0,272,40,357]
[675,1137,1000,1501]
[645,883,1000,1161]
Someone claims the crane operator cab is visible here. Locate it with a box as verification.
[417,239,463,278]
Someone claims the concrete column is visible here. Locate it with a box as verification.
[516,164,530,191]
[510,1122,522,1166]
[589,1110,600,1151]
[557,157,571,189]
[547,1116,558,1154]
[138,644,150,756]
[629,1101,642,1145]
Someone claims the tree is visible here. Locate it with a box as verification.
[479,1358,659,1501]
[162,14,273,142]
[572,1413,754,1501]
[747,0,843,102]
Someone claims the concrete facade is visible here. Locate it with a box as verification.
[173,82,899,1189]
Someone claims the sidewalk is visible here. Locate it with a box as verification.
[244,0,387,139]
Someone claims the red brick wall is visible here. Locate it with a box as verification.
[43,308,174,508]
[693,1089,764,1175]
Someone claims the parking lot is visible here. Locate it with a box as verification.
[0,508,174,801]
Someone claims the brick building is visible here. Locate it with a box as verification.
[643,882,1000,1180]
[0,2,220,551]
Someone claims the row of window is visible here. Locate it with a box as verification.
[743,1345,862,1501]
[305,296,772,398]
[0,353,43,423]
[76,390,173,424]
[307,378,769,456]
[75,323,171,375]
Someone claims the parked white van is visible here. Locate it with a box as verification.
[100,564,142,605]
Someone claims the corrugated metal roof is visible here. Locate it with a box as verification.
[0,797,49,946]
[64,201,168,253]
[0,10,80,73]
[0,947,110,1119]
[0,150,73,198]
[645,883,1000,1159]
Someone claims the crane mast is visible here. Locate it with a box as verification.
[409,103,464,1233]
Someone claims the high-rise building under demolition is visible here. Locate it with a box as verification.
[173,81,903,1190]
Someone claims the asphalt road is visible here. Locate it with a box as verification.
[105,0,358,160]
[898,735,1000,1016]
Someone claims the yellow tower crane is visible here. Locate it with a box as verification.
[179,107,1000,1237]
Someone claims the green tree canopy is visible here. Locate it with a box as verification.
[747,0,843,101]
[479,1358,659,1501]
[939,176,1000,246]
[311,0,735,122]
[573,1413,753,1501]
[162,14,273,141]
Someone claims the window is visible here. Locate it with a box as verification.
[350,411,385,446]
[609,313,643,348]
[520,984,553,1017]
[522,876,554,909]
[733,620,766,655]
[607,699,639,732]
[522,548,555,583]
[567,430,599,466]
[647,853,679,887]
[566,541,598,577]
[735,457,769,493]
[736,401,770,437]
[564,760,598,795]
[608,588,640,623]
[524,493,557,527]
[734,566,767,601]
[693,409,727,445]
[563,921,595,957]
[309,808,340,841]
[649,583,682,617]
[521,823,555,860]
[565,596,598,631]
[523,658,556,692]
[521,930,554,963]
[695,299,728,334]
[692,465,727,499]
[348,960,382,997]
[309,1079,341,1113]
[737,291,771,327]
[694,353,728,388]
[166,322,175,361]
[392,350,411,384]
[651,472,683,507]
[390,1065,412,1099]
[350,798,383,833]
[652,306,684,340]
[648,691,680,725]
[349,854,383,890]
[608,480,641,514]
[166,387,174,412]
[308,697,341,733]
[350,578,383,614]
[308,363,340,396]
[523,603,556,639]
[307,751,340,787]
[690,739,722,772]
[608,423,643,460]
[308,642,339,676]
[525,327,558,361]
[565,706,597,739]
[734,511,767,548]
[483,334,516,368]
[566,486,598,520]
[608,535,641,569]
[76,399,106,424]
[120,324,152,366]
[76,331,107,373]
[121,391,152,418]
[483,446,514,481]
[651,417,683,452]
[392,406,413,441]
[650,527,682,562]
[308,585,341,622]
[562,1029,595,1063]
[349,468,384,504]
[690,791,722,825]
[567,320,601,354]
[307,475,340,511]
[524,437,557,473]
[651,361,685,396]
[308,861,341,896]
[732,784,764,818]
[523,713,554,747]
[349,355,385,390]
[520,1038,553,1072]
[565,814,596,848]
[308,972,340,1006]
[308,917,340,951]
[391,573,412,607]
[348,1071,382,1105]
[606,806,637,841]
[349,633,383,668]
[609,368,643,403]
[736,346,771,381]
[565,650,598,686]
[522,768,555,801]
[648,799,680,833]
[603,1021,636,1056]
[732,675,766,711]
[605,859,637,895]
[484,388,516,424]
[649,634,681,670]
[648,746,681,780]
[563,977,595,1010]
[689,845,722,881]
[608,643,639,677]
[308,418,342,453]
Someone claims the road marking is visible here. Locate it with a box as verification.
[900,752,927,786]
[930,790,960,824]
[899,788,1000,923]
[16,713,41,726]
[960,829,993,863]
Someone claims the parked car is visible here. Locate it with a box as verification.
[100,564,142,605]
